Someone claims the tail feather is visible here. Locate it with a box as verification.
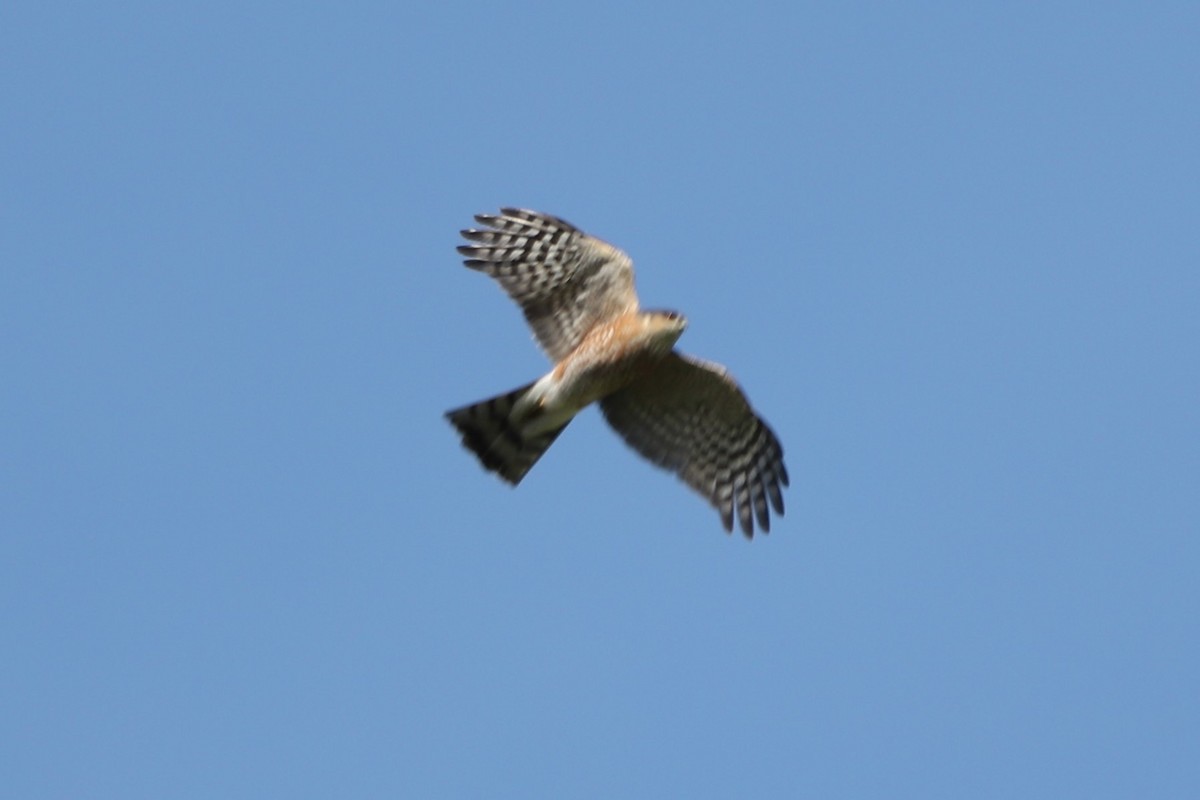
[445,382,570,485]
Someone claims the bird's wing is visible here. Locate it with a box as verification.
[600,352,788,537]
[458,208,639,361]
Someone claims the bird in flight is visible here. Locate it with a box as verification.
[445,208,788,537]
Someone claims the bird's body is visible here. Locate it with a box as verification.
[445,209,788,537]
[542,311,685,409]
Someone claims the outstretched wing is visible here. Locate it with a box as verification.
[600,353,788,538]
[458,208,639,361]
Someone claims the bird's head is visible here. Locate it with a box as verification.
[641,309,688,352]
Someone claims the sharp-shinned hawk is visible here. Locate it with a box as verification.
[445,208,789,538]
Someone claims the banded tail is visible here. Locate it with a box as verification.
[445,382,571,485]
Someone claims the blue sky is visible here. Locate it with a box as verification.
[3,2,1197,797]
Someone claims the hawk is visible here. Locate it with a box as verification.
[445,208,789,537]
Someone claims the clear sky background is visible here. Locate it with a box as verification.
[3,2,1197,797]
